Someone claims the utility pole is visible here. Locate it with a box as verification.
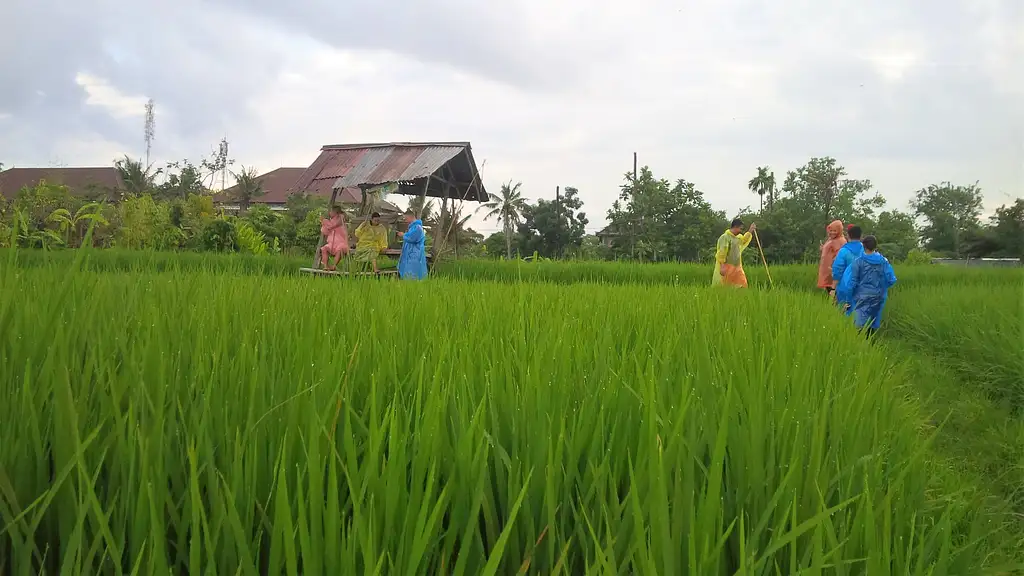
[555,185,561,257]
[631,152,638,259]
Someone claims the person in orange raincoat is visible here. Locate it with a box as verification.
[817,219,847,296]
[318,205,349,271]
[713,218,756,287]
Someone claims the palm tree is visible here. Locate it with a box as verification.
[408,194,435,222]
[480,180,528,259]
[748,166,776,212]
[230,166,265,213]
[115,156,160,197]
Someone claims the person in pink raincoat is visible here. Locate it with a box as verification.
[817,219,847,296]
[319,205,349,271]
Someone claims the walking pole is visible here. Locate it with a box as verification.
[753,229,774,288]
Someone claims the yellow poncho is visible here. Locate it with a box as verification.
[712,229,752,287]
[355,221,389,260]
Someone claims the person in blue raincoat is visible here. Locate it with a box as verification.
[838,235,897,336]
[831,224,864,315]
[396,211,428,280]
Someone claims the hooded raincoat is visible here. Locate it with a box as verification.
[839,251,897,330]
[354,220,389,262]
[817,220,847,289]
[320,213,349,256]
[713,229,752,287]
[831,239,864,313]
[398,219,428,280]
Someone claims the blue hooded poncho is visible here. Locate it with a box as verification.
[839,251,897,330]
[397,219,428,280]
[831,240,864,314]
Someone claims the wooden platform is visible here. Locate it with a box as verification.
[300,268,399,278]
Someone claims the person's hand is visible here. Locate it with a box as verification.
[720,268,726,276]
[748,222,757,232]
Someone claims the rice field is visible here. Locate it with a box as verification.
[0,250,1021,574]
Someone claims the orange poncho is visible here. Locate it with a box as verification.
[817,220,847,288]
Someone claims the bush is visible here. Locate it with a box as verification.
[200,217,237,252]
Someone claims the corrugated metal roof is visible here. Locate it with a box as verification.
[333,145,462,188]
[289,141,487,202]
[396,146,466,181]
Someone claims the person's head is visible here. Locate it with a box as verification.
[404,210,416,223]
[862,235,878,253]
[730,217,744,234]
[847,225,862,240]
[329,204,343,217]
[827,220,843,239]
[370,211,381,225]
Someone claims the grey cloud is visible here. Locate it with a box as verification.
[0,0,291,162]
[205,0,595,90]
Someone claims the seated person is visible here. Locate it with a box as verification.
[354,212,389,273]
[318,205,349,271]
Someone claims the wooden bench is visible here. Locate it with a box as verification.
[299,268,400,278]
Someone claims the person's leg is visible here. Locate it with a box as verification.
[319,245,330,269]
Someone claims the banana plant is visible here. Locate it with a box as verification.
[13,208,63,250]
[46,202,109,247]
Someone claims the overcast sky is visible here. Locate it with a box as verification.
[1,0,1021,233]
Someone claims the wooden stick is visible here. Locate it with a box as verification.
[753,229,773,288]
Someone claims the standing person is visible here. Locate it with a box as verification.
[713,218,756,288]
[838,235,897,337]
[831,224,864,314]
[318,205,349,272]
[354,212,389,274]
[817,220,847,295]
[397,210,428,280]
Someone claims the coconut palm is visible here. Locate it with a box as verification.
[230,165,265,214]
[748,166,776,212]
[114,156,160,197]
[480,180,528,259]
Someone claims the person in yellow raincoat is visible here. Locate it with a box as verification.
[713,218,756,287]
[354,212,390,274]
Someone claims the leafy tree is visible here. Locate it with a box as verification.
[748,166,776,212]
[962,198,1024,259]
[605,167,725,262]
[989,199,1024,258]
[870,209,918,261]
[230,166,265,214]
[481,181,528,259]
[516,186,588,258]
[482,231,515,258]
[157,160,208,200]
[285,192,327,224]
[911,182,983,258]
[754,157,885,263]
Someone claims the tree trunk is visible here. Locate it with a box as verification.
[505,222,512,259]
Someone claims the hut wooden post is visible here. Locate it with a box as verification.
[313,187,340,268]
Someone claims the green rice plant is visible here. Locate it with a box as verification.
[5,249,1022,292]
[886,284,1024,411]
[435,259,1022,292]
[0,257,1001,574]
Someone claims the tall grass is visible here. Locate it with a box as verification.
[887,284,1024,410]
[0,259,996,574]
[6,249,1022,291]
